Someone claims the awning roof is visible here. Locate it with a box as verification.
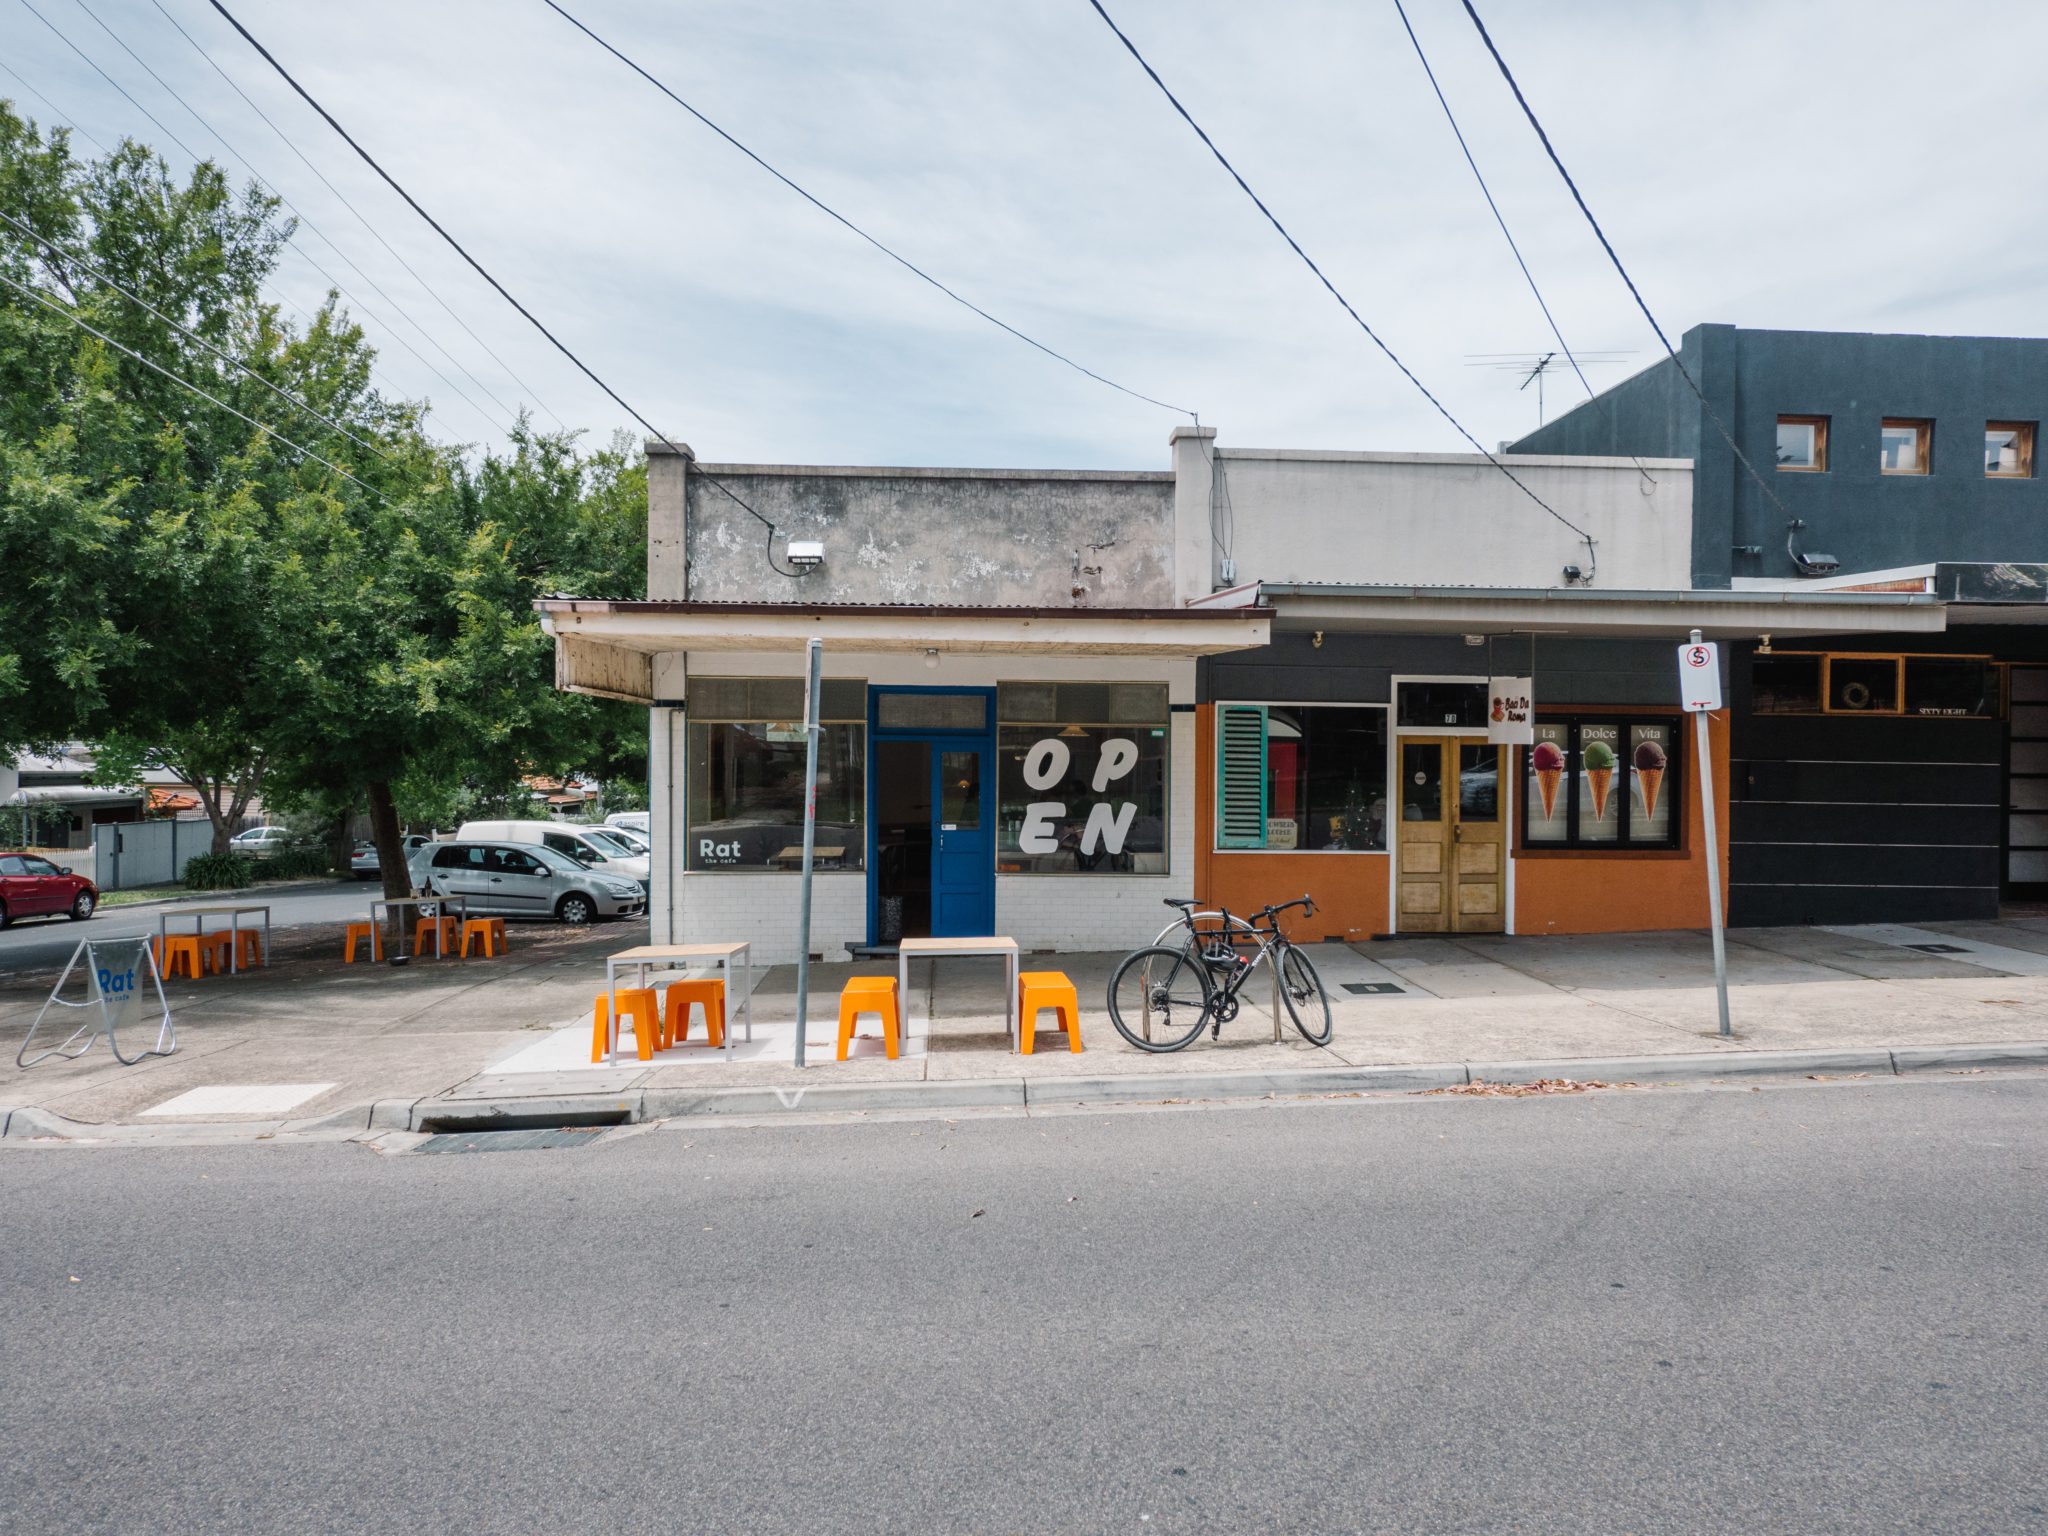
[534,598,1274,704]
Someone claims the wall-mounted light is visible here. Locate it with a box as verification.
[1463,633,1485,647]
[1312,630,1324,650]
[1757,633,1773,654]
[923,648,940,670]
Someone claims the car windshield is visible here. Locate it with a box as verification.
[584,830,636,856]
[529,844,585,874]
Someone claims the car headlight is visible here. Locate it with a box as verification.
[599,878,640,896]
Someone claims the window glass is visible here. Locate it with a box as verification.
[940,750,982,829]
[1401,743,1442,823]
[877,692,986,731]
[1776,416,1824,470]
[23,856,61,876]
[1523,719,1682,850]
[0,855,27,875]
[1525,723,1570,844]
[1904,658,1994,718]
[1628,724,1674,843]
[687,721,866,871]
[998,682,1168,725]
[1215,705,1386,851]
[998,725,1166,873]
[1881,419,1931,474]
[1829,657,1899,713]
[1396,682,1487,729]
[1458,746,1499,823]
[1751,654,1823,713]
[434,845,483,870]
[1578,724,1622,844]
[1986,422,2035,478]
[692,677,864,721]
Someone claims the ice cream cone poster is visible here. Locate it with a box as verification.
[1525,724,1570,842]
[1630,724,1673,840]
[1578,725,1621,842]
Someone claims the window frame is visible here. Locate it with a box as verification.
[1986,420,2036,479]
[686,675,870,875]
[1776,414,1829,473]
[1518,714,1685,855]
[1747,650,2001,719]
[1880,417,1933,476]
[1213,700,1391,854]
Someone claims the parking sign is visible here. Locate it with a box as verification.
[1678,640,1722,712]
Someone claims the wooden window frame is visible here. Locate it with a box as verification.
[1750,650,2001,719]
[1986,421,2036,479]
[1880,417,1934,476]
[1776,414,1829,473]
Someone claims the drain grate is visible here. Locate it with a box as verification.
[1341,981,1405,996]
[1905,943,1970,955]
[413,1126,611,1155]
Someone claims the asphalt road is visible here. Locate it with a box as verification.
[2,1077,2044,1534]
[0,880,371,978]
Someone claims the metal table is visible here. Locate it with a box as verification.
[369,894,469,962]
[157,904,271,976]
[604,943,753,1063]
[898,936,1020,1049]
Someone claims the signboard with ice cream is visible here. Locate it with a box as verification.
[1523,717,1681,849]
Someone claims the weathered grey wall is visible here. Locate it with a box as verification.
[684,466,1176,607]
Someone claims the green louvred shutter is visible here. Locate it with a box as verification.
[1216,705,1268,848]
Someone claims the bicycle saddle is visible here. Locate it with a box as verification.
[1163,897,1198,908]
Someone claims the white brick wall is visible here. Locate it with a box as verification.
[675,870,866,965]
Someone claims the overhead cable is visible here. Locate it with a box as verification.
[1084,0,1594,553]
[204,0,806,574]
[1458,0,1789,521]
[542,0,1196,419]
[0,266,385,499]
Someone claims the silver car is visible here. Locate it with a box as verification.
[409,839,645,924]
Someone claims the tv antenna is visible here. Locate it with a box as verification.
[1467,351,1636,428]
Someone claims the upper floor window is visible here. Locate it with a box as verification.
[1776,415,1827,471]
[1987,422,2036,479]
[1881,418,1932,475]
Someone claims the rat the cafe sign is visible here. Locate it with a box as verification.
[1487,677,1534,744]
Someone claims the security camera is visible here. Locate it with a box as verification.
[1792,551,1839,577]
[1561,564,1583,584]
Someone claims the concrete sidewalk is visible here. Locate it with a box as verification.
[6,909,2048,1135]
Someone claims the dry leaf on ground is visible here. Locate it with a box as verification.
[1413,1077,1631,1098]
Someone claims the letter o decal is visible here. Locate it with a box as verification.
[1022,738,1070,791]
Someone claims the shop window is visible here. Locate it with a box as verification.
[1986,422,2035,478]
[685,677,866,871]
[1749,652,1997,717]
[1395,681,1487,730]
[1903,657,1995,717]
[1751,653,1823,714]
[1881,418,1932,475]
[1524,718,1679,850]
[1216,704,1387,852]
[1777,415,1828,471]
[996,683,1167,873]
[1827,655,1901,713]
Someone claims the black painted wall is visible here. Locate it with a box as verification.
[1200,632,1692,708]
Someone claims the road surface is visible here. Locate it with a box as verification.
[0,880,370,979]
[1,1076,2042,1532]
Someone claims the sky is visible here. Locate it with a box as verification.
[4,0,2045,471]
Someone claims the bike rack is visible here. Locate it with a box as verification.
[1150,910,1284,1043]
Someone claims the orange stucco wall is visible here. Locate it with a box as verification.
[1193,704,1730,939]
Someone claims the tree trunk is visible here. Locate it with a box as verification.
[366,780,410,946]
[325,805,354,879]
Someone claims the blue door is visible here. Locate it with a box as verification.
[931,745,993,936]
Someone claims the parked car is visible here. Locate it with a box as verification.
[0,851,98,926]
[455,820,649,886]
[604,811,650,837]
[603,825,651,855]
[408,839,644,924]
[350,834,432,880]
[229,825,300,858]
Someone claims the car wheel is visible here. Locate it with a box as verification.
[69,890,96,921]
[556,893,595,926]
[0,900,9,929]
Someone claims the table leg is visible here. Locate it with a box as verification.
[742,948,753,1042]
[1271,959,1282,1042]
[230,914,240,975]
[264,910,271,970]
[1008,952,1018,1050]
[723,956,733,1061]
[899,950,909,1042]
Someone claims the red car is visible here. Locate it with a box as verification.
[0,852,99,926]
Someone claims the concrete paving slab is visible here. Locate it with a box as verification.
[1822,923,2048,976]
[1362,939,1559,999]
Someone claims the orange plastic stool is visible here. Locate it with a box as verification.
[1017,971,1082,1055]
[343,922,384,963]
[232,929,264,969]
[593,987,661,1062]
[413,915,459,957]
[837,976,901,1061]
[196,931,235,976]
[459,917,506,958]
[662,978,727,1049]
[159,934,205,980]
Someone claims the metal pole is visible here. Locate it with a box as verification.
[1691,629,1732,1038]
[792,637,823,1067]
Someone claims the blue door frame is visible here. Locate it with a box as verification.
[867,686,997,945]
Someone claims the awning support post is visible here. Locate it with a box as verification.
[793,636,823,1067]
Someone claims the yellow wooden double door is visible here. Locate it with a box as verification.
[1395,736,1506,934]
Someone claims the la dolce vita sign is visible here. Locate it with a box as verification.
[1017,735,1141,855]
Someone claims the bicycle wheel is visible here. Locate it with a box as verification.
[1107,945,1214,1053]
[1277,945,1333,1046]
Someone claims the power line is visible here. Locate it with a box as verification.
[142,0,570,433]
[11,0,510,439]
[542,0,1196,419]
[202,0,806,575]
[0,265,385,499]
[1457,0,1790,524]
[0,55,109,154]
[0,206,395,464]
[1083,0,1594,555]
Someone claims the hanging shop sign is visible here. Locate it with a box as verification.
[1487,676,1535,744]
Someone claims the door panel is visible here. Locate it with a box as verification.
[489,847,553,914]
[1396,738,1506,934]
[1396,743,1450,933]
[931,746,992,937]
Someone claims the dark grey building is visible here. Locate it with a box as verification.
[1510,323,2047,588]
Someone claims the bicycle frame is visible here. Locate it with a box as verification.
[1159,906,1291,1042]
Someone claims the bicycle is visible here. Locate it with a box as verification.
[1106,895,1333,1052]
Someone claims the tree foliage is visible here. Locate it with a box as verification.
[0,105,645,879]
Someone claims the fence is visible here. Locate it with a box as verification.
[91,819,219,891]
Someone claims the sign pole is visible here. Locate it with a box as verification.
[1683,628,1732,1038]
[792,637,823,1068]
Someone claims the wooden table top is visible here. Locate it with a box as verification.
[165,904,270,917]
[609,943,749,962]
[897,936,1018,955]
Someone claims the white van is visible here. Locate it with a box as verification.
[455,820,650,886]
[604,811,650,837]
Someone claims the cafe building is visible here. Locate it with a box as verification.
[538,427,1946,962]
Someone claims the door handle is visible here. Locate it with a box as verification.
[1451,823,1462,842]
